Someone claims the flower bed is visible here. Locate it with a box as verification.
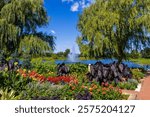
[0,61,140,100]
[18,69,75,84]
[57,81,127,100]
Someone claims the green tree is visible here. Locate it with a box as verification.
[56,52,64,58]
[0,0,55,57]
[77,0,150,62]
[130,50,141,59]
[64,49,70,57]
[141,47,150,58]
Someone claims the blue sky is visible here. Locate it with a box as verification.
[40,0,94,53]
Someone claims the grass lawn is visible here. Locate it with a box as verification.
[130,58,150,65]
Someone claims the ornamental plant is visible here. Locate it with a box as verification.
[18,69,76,84]
[131,69,145,82]
[0,71,32,94]
[32,61,56,74]
[59,80,125,100]
[0,88,20,100]
[19,82,62,100]
[116,81,138,90]
[68,63,88,74]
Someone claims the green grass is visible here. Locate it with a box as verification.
[32,56,66,61]
[130,58,150,65]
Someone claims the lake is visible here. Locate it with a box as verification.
[55,59,150,71]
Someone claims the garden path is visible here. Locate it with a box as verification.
[122,72,150,100]
[136,72,150,100]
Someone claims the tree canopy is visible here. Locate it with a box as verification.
[77,0,150,61]
[141,47,150,58]
[0,0,55,57]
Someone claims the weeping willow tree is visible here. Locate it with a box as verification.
[0,0,55,57]
[19,33,55,56]
[77,0,150,61]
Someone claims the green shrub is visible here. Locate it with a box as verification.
[0,71,32,94]
[131,69,145,82]
[32,61,56,75]
[68,63,88,74]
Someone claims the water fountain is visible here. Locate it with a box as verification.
[55,46,80,64]
[67,46,79,63]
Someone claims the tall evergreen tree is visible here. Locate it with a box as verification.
[0,0,55,56]
[77,0,150,61]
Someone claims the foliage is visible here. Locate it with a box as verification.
[0,50,6,64]
[19,82,62,100]
[129,50,141,59]
[17,68,127,100]
[141,47,150,58]
[68,63,88,74]
[0,59,146,100]
[21,54,32,70]
[0,0,55,56]
[64,49,70,57]
[116,80,138,90]
[34,32,56,51]
[49,49,71,59]
[59,81,125,100]
[32,61,56,75]
[56,52,65,58]
[0,88,20,100]
[32,57,55,63]
[19,35,54,56]
[55,49,70,58]
[131,69,145,82]
[0,71,32,94]
[50,53,59,59]
[77,0,150,61]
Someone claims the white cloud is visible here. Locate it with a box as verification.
[51,30,56,34]
[62,0,95,12]
[71,2,79,12]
